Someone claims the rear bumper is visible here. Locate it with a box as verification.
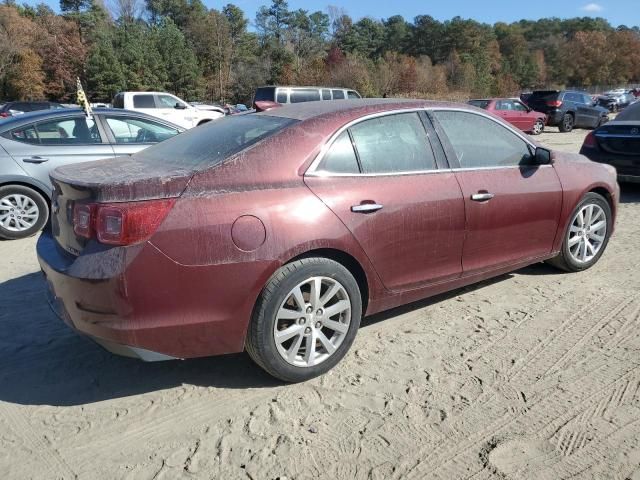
[37,231,264,360]
[580,147,640,182]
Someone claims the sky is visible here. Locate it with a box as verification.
[29,0,640,27]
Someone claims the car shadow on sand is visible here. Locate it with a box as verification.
[0,262,561,407]
[620,183,640,204]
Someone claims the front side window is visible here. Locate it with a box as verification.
[105,116,180,144]
[349,113,436,174]
[433,111,533,168]
[157,94,183,109]
[276,91,288,103]
[318,131,359,174]
[290,89,321,103]
[512,101,528,111]
[7,125,39,144]
[37,117,101,144]
[133,94,156,108]
[347,91,360,99]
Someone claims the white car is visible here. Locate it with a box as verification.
[112,92,225,129]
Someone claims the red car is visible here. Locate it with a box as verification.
[468,98,546,135]
[38,99,618,382]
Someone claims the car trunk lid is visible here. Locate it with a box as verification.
[595,122,640,156]
[50,156,192,256]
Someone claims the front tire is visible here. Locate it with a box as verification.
[547,193,611,272]
[558,113,574,132]
[246,258,362,382]
[0,185,49,240]
[531,118,545,135]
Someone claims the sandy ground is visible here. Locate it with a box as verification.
[1,125,640,480]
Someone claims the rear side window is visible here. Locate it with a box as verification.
[134,115,297,170]
[332,90,345,100]
[322,89,331,100]
[347,91,360,99]
[495,100,512,110]
[133,95,156,108]
[349,113,436,174]
[276,91,288,103]
[318,131,359,174]
[468,100,490,109]
[290,89,321,103]
[433,111,533,168]
[565,93,581,103]
[105,116,180,144]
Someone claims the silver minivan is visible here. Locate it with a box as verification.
[253,86,361,107]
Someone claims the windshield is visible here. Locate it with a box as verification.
[615,102,640,121]
[468,100,490,109]
[134,115,297,170]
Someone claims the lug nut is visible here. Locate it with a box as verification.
[315,321,322,328]
[316,309,323,316]
[305,327,311,334]
[306,306,313,314]
[298,317,305,325]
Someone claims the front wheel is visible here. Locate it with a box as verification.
[0,185,49,240]
[547,193,612,272]
[531,118,545,135]
[246,258,362,382]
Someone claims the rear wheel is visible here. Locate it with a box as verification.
[558,113,574,132]
[531,118,545,135]
[246,258,362,382]
[547,193,611,272]
[0,185,48,240]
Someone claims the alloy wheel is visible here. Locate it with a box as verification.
[567,203,607,264]
[0,194,40,232]
[273,276,351,368]
[533,119,544,135]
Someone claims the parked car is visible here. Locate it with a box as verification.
[0,101,65,119]
[0,108,183,239]
[468,98,546,135]
[580,101,640,183]
[112,92,224,129]
[524,90,609,132]
[253,86,361,108]
[37,99,618,382]
[597,92,636,112]
[188,101,226,116]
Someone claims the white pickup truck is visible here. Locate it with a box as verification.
[112,92,225,129]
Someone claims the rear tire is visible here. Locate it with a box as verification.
[558,113,574,133]
[547,193,611,272]
[246,258,362,382]
[0,185,49,240]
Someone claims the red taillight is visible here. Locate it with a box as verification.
[583,131,597,148]
[0,112,9,117]
[546,100,563,108]
[73,199,175,246]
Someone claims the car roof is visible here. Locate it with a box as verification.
[257,98,462,121]
[257,85,359,91]
[0,108,183,131]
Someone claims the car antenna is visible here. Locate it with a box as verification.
[76,77,93,120]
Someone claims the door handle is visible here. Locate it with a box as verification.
[471,192,495,202]
[351,203,383,213]
[22,156,49,164]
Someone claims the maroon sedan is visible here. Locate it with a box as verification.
[468,98,547,135]
[38,99,618,382]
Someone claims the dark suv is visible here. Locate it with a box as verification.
[0,101,65,118]
[524,90,609,132]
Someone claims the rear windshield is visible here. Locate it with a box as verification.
[134,115,297,170]
[615,102,640,121]
[254,87,275,102]
[468,100,490,109]
[529,91,560,102]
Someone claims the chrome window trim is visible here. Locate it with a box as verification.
[305,106,539,177]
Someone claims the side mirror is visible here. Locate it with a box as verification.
[174,103,187,110]
[535,147,552,165]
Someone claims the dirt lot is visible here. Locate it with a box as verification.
[1,125,639,480]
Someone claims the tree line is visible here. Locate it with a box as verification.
[1,0,639,104]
